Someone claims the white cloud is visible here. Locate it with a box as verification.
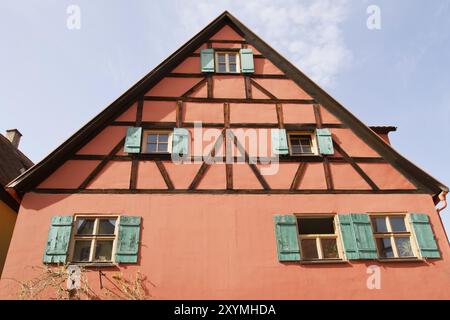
[174,0,352,86]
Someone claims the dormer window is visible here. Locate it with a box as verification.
[215,52,240,73]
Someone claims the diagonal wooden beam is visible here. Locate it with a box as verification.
[250,78,277,99]
[155,160,174,190]
[79,137,126,189]
[181,78,207,97]
[333,140,380,191]
[189,129,225,190]
[230,131,271,190]
[290,162,308,190]
[313,104,323,128]
[129,99,143,190]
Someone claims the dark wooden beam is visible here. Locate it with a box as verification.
[333,141,380,191]
[323,158,334,190]
[249,78,277,99]
[176,100,183,128]
[155,160,174,190]
[181,78,207,97]
[244,76,252,99]
[276,103,284,129]
[313,104,323,129]
[206,39,247,44]
[143,96,316,104]
[290,162,308,190]
[79,137,126,189]
[231,133,270,190]
[189,130,225,190]
[166,73,287,79]
[207,75,213,98]
[33,188,429,195]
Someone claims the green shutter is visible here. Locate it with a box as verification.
[43,216,73,264]
[172,128,189,156]
[410,214,440,258]
[316,128,334,155]
[240,48,254,73]
[271,129,289,155]
[339,214,377,260]
[116,216,141,263]
[124,127,142,153]
[274,215,301,261]
[200,49,215,73]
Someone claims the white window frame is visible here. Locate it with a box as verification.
[215,51,240,73]
[142,130,173,154]
[287,131,318,156]
[295,215,344,261]
[369,213,419,259]
[68,215,119,264]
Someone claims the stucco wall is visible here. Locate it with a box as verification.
[0,201,17,277]
[0,193,448,299]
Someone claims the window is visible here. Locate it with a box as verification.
[143,131,172,154]
[371,215,416,259]
[297,216,342,260]
[288,132,317,156]
[70,216,118,263]
[215,52,240,73]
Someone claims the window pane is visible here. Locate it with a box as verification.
[76,219,95,235]
[73,240,92,262]
[94,240,114,262]
[218,64,226,72]
[301,145,312,154]
[98,219,116,235]
[372,217,388,233]
[157,143,168,152]
[291,145,302,154]
[390,217,406,232]
[228,54,237,63]
[395,237,414,257]
[229,64,237,72]
[147,143,157,153]
[321,238,339,259]
[158,134,169,143]
[376,237,394,258]
[218,54,226,63]
[147,134,157,143]
[298,218,335,235]
[301,239,319,259]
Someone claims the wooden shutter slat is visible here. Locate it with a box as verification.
[124,127,142,153]
[172,128,190,156]
[274,215,301,261]
[201,49,215,73]
[116,216,141,263]
[410,213,440,258]
[43,216,73,264]
[339,213,377,260]
[240,48,255,73]
[271,128,289,155]
[316,128,334,155]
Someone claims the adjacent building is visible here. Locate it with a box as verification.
[0,129,33,276]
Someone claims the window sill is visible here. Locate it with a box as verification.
[300,259,349,265]
[377,258,423,263]
[68,262,118,268]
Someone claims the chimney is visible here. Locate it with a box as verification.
[5,129,22,148]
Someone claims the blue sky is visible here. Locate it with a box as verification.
[0,1,449,232]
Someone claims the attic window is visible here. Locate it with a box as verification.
[142,130,172,154]
[215,52,239,73]
[288,132,317,156]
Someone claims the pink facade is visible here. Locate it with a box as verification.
[1,13,448,299]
